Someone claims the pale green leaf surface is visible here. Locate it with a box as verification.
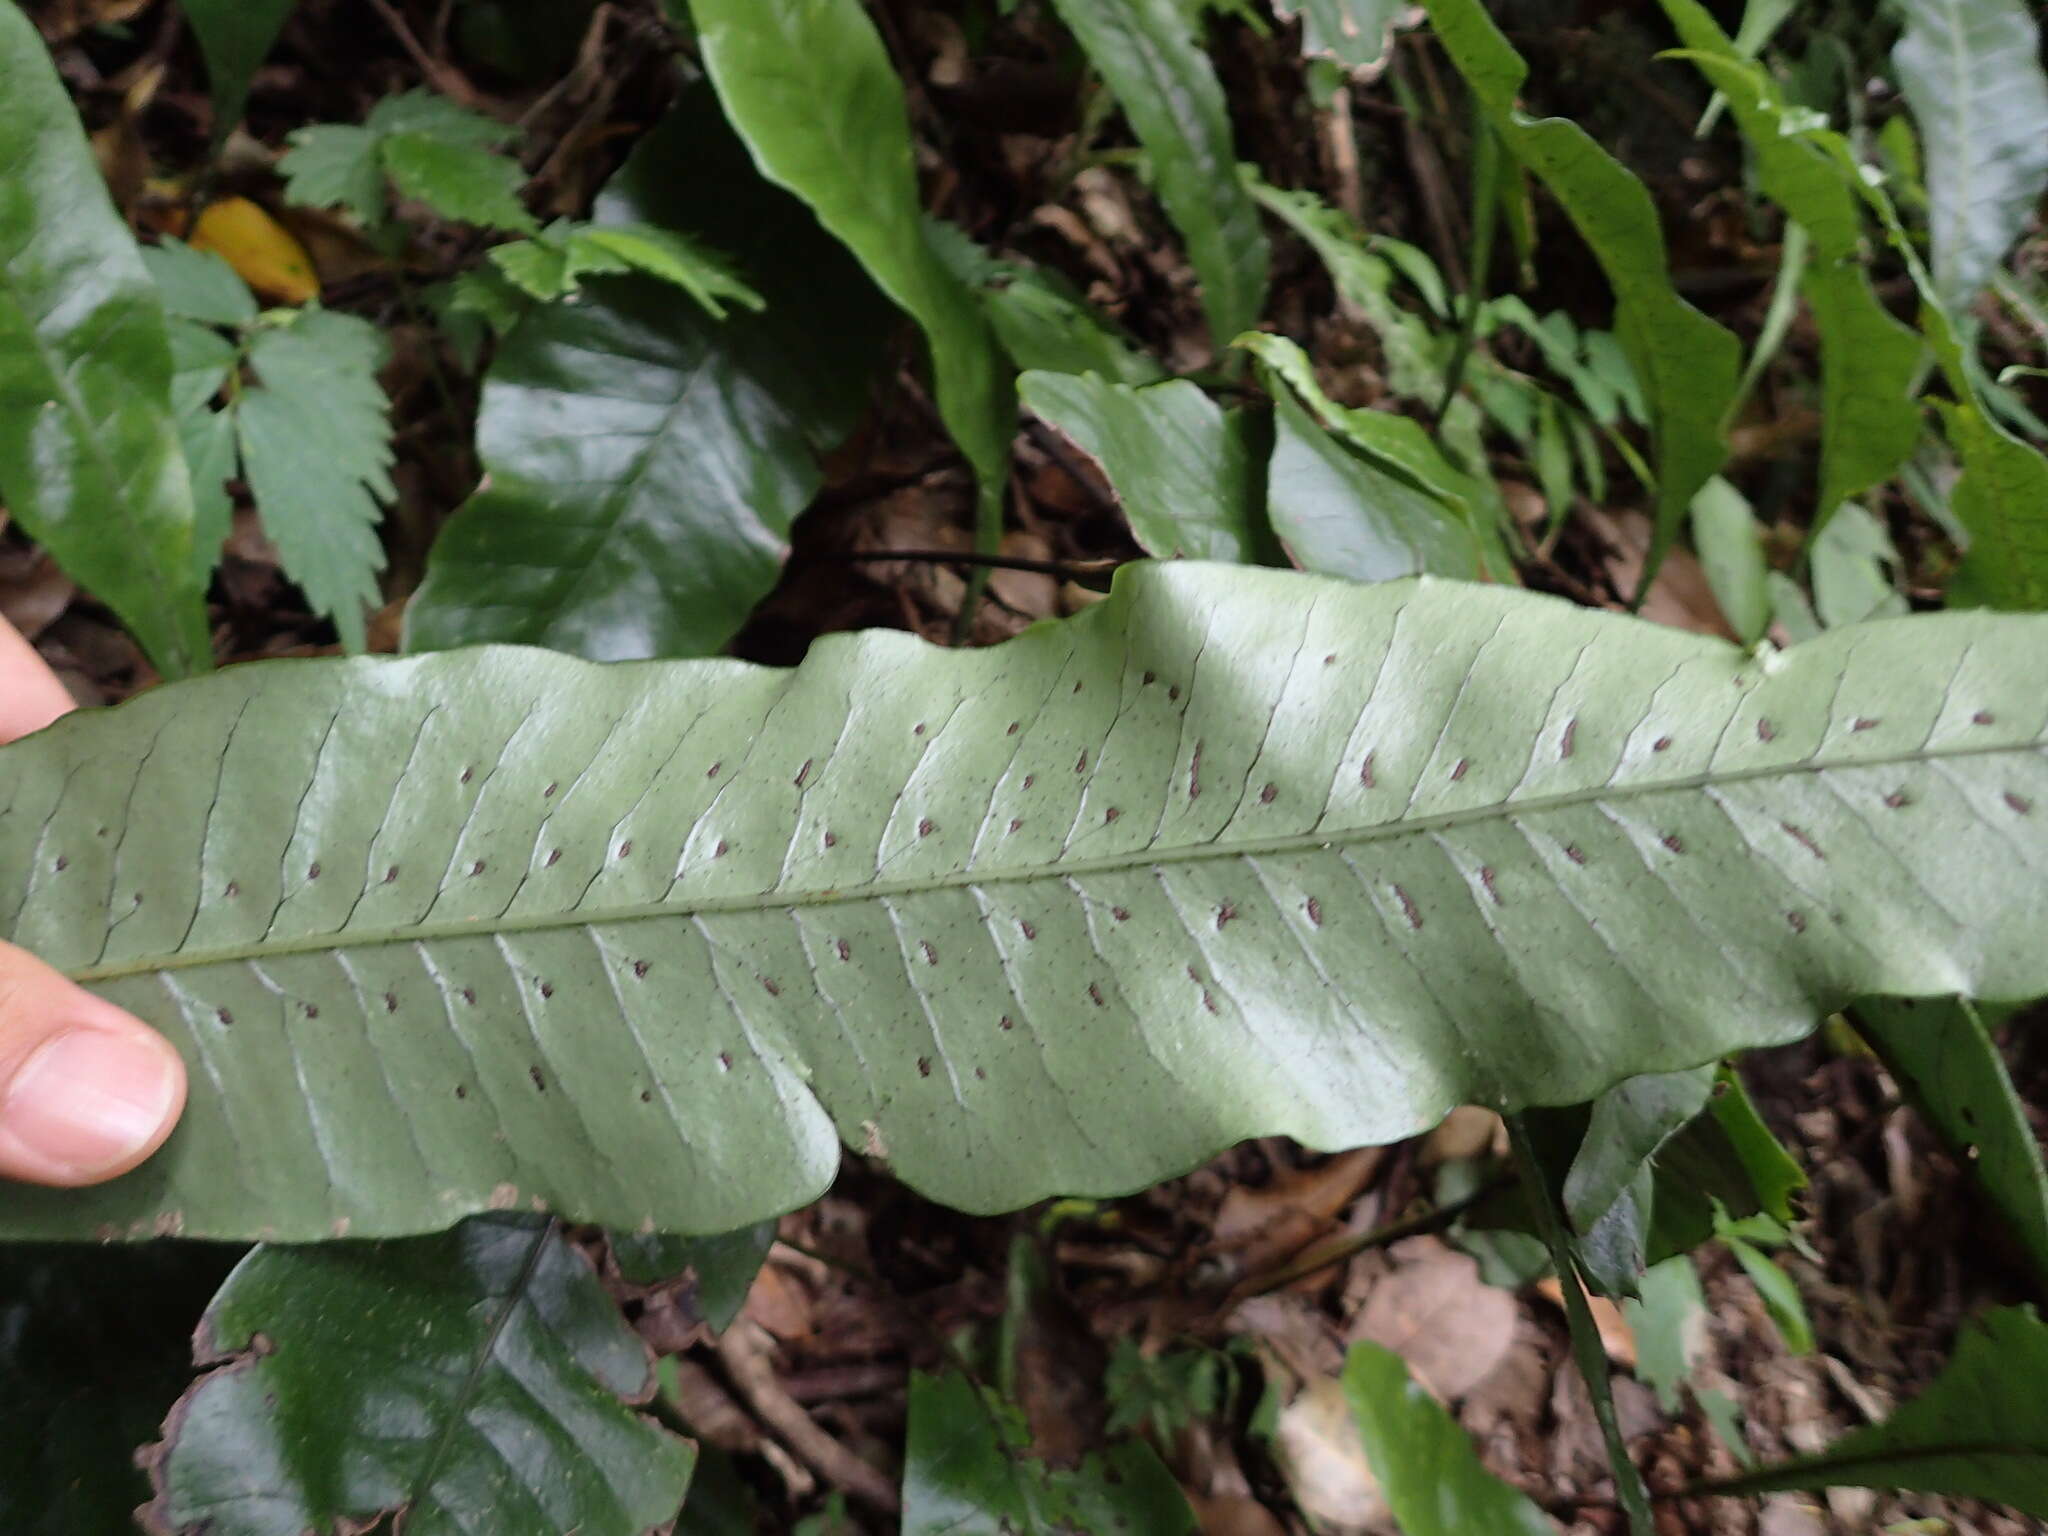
[182,0,294,134]
[238,310,394,652]
[1341,1342,1556,1535]
[689,0,1013,547]
[1020,371,1260,561]
[144,238,259,329]
[1426,0,1740,594]
[1857,997,2048,1291]
[1623,1254,1709,1414]
[381,132,538,233]
[9,565,2048,1242]
[147,1215,695,1536]
[903,1368,1196,1536]
[488,231,579,298]
[1810,504,1906,629]
[1893,0,2048,312]
[1267,385,1486,582]
[1047,0,1269,349]
[1270,0,1402,69]
[1690,476,1769,645]
[0,0,208,678]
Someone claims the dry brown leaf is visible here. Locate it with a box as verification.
[1351,1239,1518,1400]
[1271,1375,1391,1533]
[1185,1491,1290,1536]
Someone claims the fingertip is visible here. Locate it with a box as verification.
[0,1017,186,1187]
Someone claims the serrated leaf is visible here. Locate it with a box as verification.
[1892,0,2048,313]
[689,0,1012,552]
[407,85,893,661]
[571,225,764,318]
[368,88,515,149]
[1425,0,1740,598]
[1019,371,1263,561]
[488,228,581,298]
[1046,0,1270,350]
[1707,1306,2048,1514]
[145,1215,696,1536]
[177,407,237,591]
[382,132,539,233]
[181,0,294,135]
[1271,0,1403,70]
[1857,997,2048,1291]
[0,0,209,679]
[9,566,2048,1243]
[1341,1342,1555,1535]
[143,238,259,328]
[1622,1254,1709,1415]
[237,309,394,651]
[903,1367,1197,1535]
[278,122,389,227]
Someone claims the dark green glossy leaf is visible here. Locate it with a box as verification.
[1706,1306,2048,1514]
[1019,371,1263,560]
[0,0,210,678]
[611,1220,777,1333]
[406,91,891,660]
[1565,1065,1716,1241]
[689,0,1013,549]
[1858,997,2048,1292]
[182,0,294,135]
[1341,1341,1554,1535]
[1425,0,1740,597]
[0,1243,240,1535]
[146,1215,695,1536]
[1046,0,1269,350]
[8,565,2048,1243]
[902,1367,1196,1535]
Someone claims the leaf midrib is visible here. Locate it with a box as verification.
[66,734,2036,984]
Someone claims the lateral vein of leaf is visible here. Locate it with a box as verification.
[63,737,2041,984]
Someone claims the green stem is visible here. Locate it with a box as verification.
[1507,1113,1655,1536]
[1435,108,1500,425]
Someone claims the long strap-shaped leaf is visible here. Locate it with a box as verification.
[4,563,2046,1241]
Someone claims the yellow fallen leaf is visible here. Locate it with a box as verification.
[190,197,319,304]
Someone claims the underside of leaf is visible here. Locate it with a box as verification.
[3,563,2045,1242]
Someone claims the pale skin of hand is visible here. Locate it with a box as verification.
[0,617,186,1185]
